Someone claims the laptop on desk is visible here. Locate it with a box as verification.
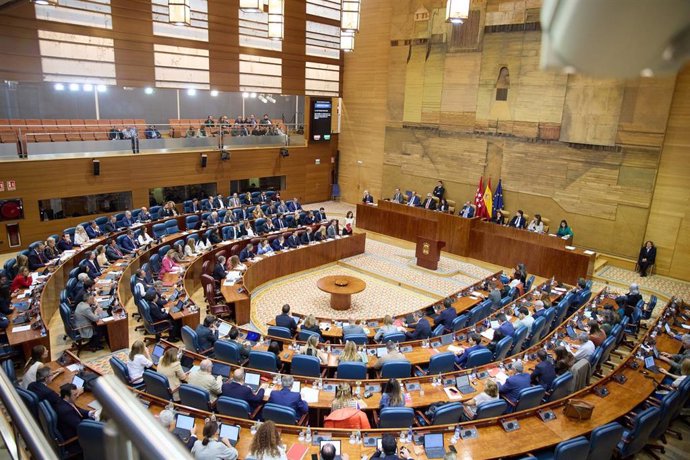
[245,372,261,392]
[212,362,231,379]
[180,355,195,373]
[456,374,475,394]
[172,414,195,442]
[566,325,577,339]
[219,424,240,446]
[169,300,184,314]
[168,289,179,302]
[423,433,445,459]
[644,356,660,374]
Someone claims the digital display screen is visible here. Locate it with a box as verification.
[310,99,332,142]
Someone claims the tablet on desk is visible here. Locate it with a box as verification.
[219,424,240,446]
[245,372,261,391]
[151,344,165,365]
[217,322,231,338]
[72,375,84,389]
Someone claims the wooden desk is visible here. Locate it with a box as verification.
[316,275,366,310]
[357,202,595,285]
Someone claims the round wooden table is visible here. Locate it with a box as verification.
[316,275,366,310]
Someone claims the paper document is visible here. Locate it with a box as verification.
[301,387,320,403]
[494,371,508,385]
[447,345,464,354]
[584,250,595,255]
[481,328,495,341]
[66,364,81,373]
[12,325,31,333]
[565,246,576,250]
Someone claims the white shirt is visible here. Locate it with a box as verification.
[196,240,211,252]
[138,233,154,245]
[21,361,42,389]
[528,221,544,233]
[514,315,535,333]
[573,340,595,362]
[248,446,287,460]
[672,375,687,388]
[126,354,152,383]
[191,439,238,460]
[74,231,89,245]
[184,245,197,257]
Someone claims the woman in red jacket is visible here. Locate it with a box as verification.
[10,267,32,293]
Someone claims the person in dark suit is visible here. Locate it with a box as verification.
[370,434,414,460]
[213,194,225,210]
[221,369,265,410]
[434,299,457,331]
[121,211,134,228]
[362,190,374,204]
[495,313,515,337]
[299,228,315,245]
[84,251,101,279]
[499,361,531,403]
[267,375,308,421]
[286,233,300,248]
[404,317,431,340]
[275,304,297,335]
[273,214,288,231]
[27,365,61,407]
[508,210,526,229]
[195,315,218,351]
[272,235,288,251]
[120,230,138,254]
[226,224,243,240]
[455,333,488,368]
[105,239,124,261]
[637,240,656,277]
[459,201,475,218]
[421,193,436,210]
[239,244,256,262]
[102,216,118,234]
[432,180,445,200]
[391,188,404,204]
[287,198,302,212]
[212,256,228,281]
[57,233,75,252]
[530,349,556,389]
[190,198,201,213]
[437,199,450,213]
[55,383,96,441]
[85,221,101,239]
[209,228,222,245]
[406,192,420,207]
[316,207,327,222]
[29,244,47,270]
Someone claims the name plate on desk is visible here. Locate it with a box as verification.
[405,382,421,392]
[322,383,337,393]
[399,345,413,353]
[365,384,381,393]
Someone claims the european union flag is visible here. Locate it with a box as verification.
[493,179,504,217]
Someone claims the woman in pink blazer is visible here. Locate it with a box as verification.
[159,249,180,275]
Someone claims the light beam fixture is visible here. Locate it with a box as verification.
[54,83,65,91]
[168,0,191,26]
[446,0,470,25]
[240,0,262,13]
[341,0,361,32]
[341,30,355,52]
[210,90,219,97]
[187,88,197,96]
[268,0,284,41]
[266,94,276,103]
[31,0,58,5]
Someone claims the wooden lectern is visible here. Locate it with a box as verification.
[415,236,445,270]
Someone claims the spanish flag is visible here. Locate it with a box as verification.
[483,179,493,219]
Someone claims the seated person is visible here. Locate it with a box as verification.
[187,359,223,403]
[492,210,506,225]
[373,341,409,370]
[556,220,574,239]
[406,192,421,207]
[374,315,399,342]
[55,383,97,442]
[437,198,450,212]
[85,221,102,239]
[342,317,365,336]
[370,434,413,460]
[572,332,595,362]
[221,368,265,410]
[212,256,227,281]
[331,382,359,411]
[74,225,90,245]
[275,304,297,335]
[300,335,328,364]
[498,360,531,403]
[10,267,32,293]
[659,334,690,374]
[391,188,404,203]
[379,378,405,409]
[57,233,75,252]
[256,239,274,255]
[239,243,256,262]
[494,313,515,337]
[27,365,61,407]
[530,349,556,389]
[28,243,47,270]
[527,214,544,233]
[138,207,152,222]
[362,190,374,204]
[195,315,218,351]
[421,193,436,210]
[659,358,690,388]
[404,316,431,340]
[300,227,315,245]
[588,320,606,347]
[458,201,474,218]
[272,235,288,251]
[434,299,457,331]
[267,375,308,421]
[338,341,364,363]
[286,232,300,248]
[513,307,534,333]
[121,211,134,228]
[555,346,576,375]
[119,229,139,255]
[138,227,155,246]
[508,210,526,228]
[462,379,499,420]
[226,326,251,359]
[455,333,487,367]
[637,240,656,277]
[102,216,118,234]
[105,239,125,261]
[159,249,181,275]
[300,314,321,336]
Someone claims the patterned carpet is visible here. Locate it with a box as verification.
[83,349,129,376]
[596,265,690,300]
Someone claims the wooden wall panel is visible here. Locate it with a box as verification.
[0,142,334,254]
[644,65,690,280]
[111,0,155,86]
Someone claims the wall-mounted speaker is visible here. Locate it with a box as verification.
[280,148,289,157]
[92,159,100,176]
[200,154,208,168]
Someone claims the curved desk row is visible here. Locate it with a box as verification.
[44,298,685,459]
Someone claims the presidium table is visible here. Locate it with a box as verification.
[316,275,366,310]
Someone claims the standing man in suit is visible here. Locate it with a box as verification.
[499,361,531,403]
[391,188,404,204]
[221,369,265,410]
[406,192,420,207]
[432,180,445,200]
[56,383,97,440]
[637,241,656,277]
[29,244,47,270]
[508,210,526,229]
[421,193,436,210]
[275,304,297,335]
[267,375,308,421]
[434,299,457,331]
[459,202,475,218]
[404,317,431,340]
[362,190,374,204]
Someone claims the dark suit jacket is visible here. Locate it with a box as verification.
[275,313,297,334]
[405,318,431,340]
[195,324,217,350]
[28,250,46,270]
[407,196,420,206]
[106,245,124,261]
[149,301,170,322]
[432,185,445,199]
[299,232,314,245]
[57,239,74,252]
[456,344,487,367]
[85,260,101,279]
[530,360,557,388]
[509,216,526,228]
[422,198,436,210]
[85,226,100,238]
[362,195,374,203]
[55,399,89,440]
[273,218,288,230]
[434,307,457,330]
[120,236,137,253]
[267,388,308,419]
[239,248,255,262]
[28,381,61,407]
[497,321,515,338]
[499,372,531,403]
[459,205,475,218]
[221,381,265,410]
[286,235,299,248]
[638,247,656,265]
[272,239,287,251]
[102,222,117,234]
[121,217,133,227]
[212,264,227,281]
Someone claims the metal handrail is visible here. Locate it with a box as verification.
[91,375,192,460]
[0,371,58,460]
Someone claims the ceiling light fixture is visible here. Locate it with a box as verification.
[268,0,284,41]
[341,0,361,32]
[341,30,355,52]
[446,0,470,25]
[168,0,191,26]
[210,90,219,97]
[239,0,262,13]
[54,83,65,91]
